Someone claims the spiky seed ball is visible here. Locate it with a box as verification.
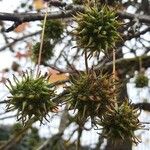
[43,20,64,40]
[66,71,117,121]
[135,74,149,88]
[73,6,121,56]
[31,41,54,64]
[99,100,143,144]
[5,70,58,125]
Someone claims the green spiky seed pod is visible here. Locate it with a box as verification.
[43,20,64,40]
[73,6,121,57]
[135,74,149,88]
[5,70,58,125]
[31,41,54,64]
[99,100,143,144]
[66,71,118,121]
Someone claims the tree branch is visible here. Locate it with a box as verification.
[0,6,82,22]
[96,55,150,73]
[133,102,150,112]
[0,31,40,52]
[0,5,150,32]
[2,21,22,32]
[0,118,36,150]
[124,27,150,41]
[0,115,16,120]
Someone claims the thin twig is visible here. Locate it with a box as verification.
[76,127,82,150]
[84,50,89,74]
[112,49,117,102]
[0,100,9,104]
[0,31,40,52]
[36,6,48,75]
[0,115,16,120]
[139,56,142,73]
[0,118,36,150]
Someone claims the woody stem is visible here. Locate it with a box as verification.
[36,5,48,76]
[85,50,89,74]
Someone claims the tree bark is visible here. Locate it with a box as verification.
[104,140,132,150]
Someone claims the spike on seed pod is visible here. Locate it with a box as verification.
[73,6,121,57]
[5,70,58,125]
[98,99,143,145]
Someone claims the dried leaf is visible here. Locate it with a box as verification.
[14,22,29,32]
[33,0,44,10]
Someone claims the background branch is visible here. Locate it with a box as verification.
[0,5,150,32]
